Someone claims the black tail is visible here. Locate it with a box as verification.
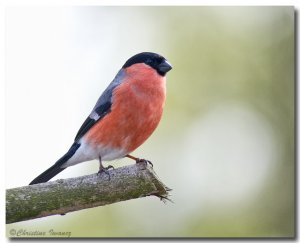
[29,162,66,185]
[29,143,81,185]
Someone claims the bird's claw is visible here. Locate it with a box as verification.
[136,159,153,167]
[97,165,114,180]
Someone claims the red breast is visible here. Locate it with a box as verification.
[85,63,166,153]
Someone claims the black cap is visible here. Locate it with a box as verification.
[123,52,172,76]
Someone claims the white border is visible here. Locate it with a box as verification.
[0,0,298,6]
[1,2,298,243]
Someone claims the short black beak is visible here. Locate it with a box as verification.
[158,60,172,76]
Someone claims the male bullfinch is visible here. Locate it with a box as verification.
[29,52,172,185]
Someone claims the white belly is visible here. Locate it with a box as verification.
[62,138,127,168]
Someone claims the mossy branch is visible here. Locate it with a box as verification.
[6,162,171,224]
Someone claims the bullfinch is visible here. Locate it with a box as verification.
[29,52,172,185]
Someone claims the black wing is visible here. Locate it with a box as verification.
[73,69,125,142]
[74,102,111,141]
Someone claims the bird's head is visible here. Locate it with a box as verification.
[122,52,172,77]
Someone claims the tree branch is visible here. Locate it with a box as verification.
[6,162,171,224]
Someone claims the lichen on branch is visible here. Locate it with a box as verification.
[6,162,171,224]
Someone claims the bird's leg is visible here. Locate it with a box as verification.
[97,156,114,180]
[126,154,153,167]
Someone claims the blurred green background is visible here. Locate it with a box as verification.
[6,6,294,237]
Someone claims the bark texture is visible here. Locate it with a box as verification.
[6,162,171,224]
